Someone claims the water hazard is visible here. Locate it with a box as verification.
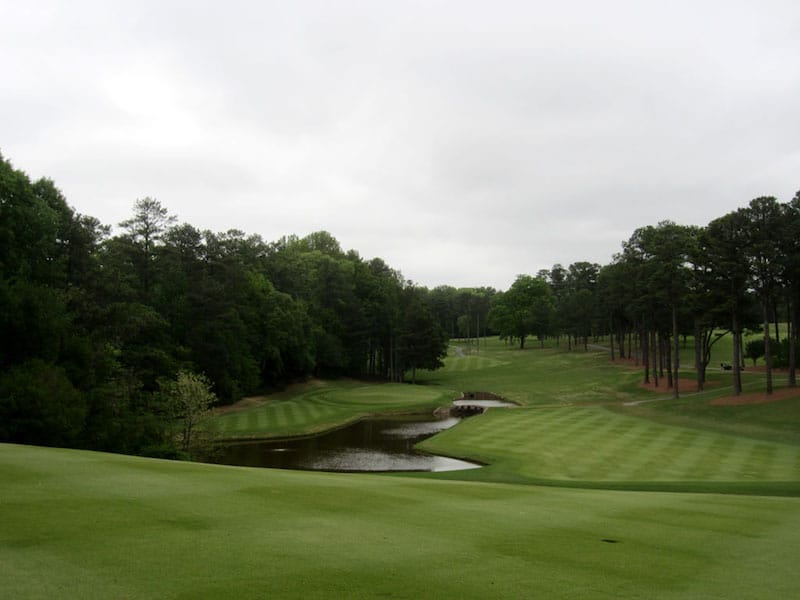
[213,413,482,473]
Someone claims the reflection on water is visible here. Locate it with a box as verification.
[213,414,480,473]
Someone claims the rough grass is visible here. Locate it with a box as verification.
[3,443,800,599]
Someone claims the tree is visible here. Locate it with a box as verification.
[489,275,555,349]
[741,197,784,394]
[0,360,86,447]
[703,211,754,396]
[397,287,448,383]
[784,192,800,386]
[118,197,176,300]
[563,262,600,351]
[619,222,697,397]
[165,370,216,454]
[744,339,765,366]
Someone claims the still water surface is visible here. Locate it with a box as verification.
[214,413,482,472]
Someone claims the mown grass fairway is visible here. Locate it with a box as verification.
[419,405,800,494]
[211,380,454,439]
[5,338,800,597]
[3,443,800,599]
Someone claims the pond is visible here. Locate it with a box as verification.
[212,412,482,473]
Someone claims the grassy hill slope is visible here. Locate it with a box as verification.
[3,443,800,599]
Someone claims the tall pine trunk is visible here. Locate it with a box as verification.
[732,311,742,396]
[789,298,797,387]
[694,317,704,392]
[651,330,659,388]
[763,298,773,394]
[672,305,680,399]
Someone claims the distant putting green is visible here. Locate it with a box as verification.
[3,443,800,599]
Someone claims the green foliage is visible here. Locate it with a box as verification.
[489,274,554,348]
[745,338,765,365]
[0,360,86,446]
[397,287,449,382]
[772,338,792,369]
[164,370,216,453]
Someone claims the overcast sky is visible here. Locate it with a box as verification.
[2,1,799,290]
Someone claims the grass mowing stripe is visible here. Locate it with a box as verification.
[212,382,453,439]
[742,443,777,479]
[293,399,316,424]
[581,422,649,479]
[246,406,259,431]
[272,403,290,429]
[684,434,732,480]
[421,404,800,490]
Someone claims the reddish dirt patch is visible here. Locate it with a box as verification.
[710,387,800,406]
[739,365,788,373]
[212,378,332,415]
[638,378,702,393]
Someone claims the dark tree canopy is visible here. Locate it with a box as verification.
[489,275,555,349]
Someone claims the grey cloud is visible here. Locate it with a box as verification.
[2,1,799,291]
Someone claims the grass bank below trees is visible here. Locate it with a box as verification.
[210,379,456,439]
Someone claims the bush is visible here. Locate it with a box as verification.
[744,339,764,366]
[746,337,793,368]
[0,360,86,446]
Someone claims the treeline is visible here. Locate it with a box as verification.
[2,151,798,455]
[489,196,800,399]
[0,154,448,455]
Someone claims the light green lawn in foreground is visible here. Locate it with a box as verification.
[2,443,800,599]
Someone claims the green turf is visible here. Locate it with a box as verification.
[3,443,800,599]
[418,405,800,494]
[7,336,800,597]
[208,337,800,494]
[211,380,455,439]
[419,339,650,406]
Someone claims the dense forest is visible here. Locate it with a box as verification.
[1,152,798,456]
